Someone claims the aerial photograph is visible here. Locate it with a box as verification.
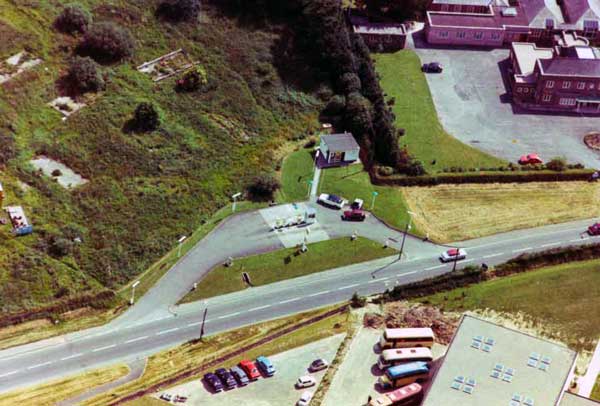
[1,0,600,405]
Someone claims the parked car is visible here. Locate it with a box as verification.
[203,372,224,392]
[422,62,443,73]
[317,193,347,209]
[160,393,172,401]
[174,395,188,403]
[239,359,261,381]
[309,358,329,372]
[297,391,313,406]
[518,153,543,165]
[215,367,237,389]
[296,375,317,388]
[230,365,250,386]
[440,248,467,263]
[351,198,364,210]
[342,208,366,221]
[256,355,276,376]
[588,222,600,235]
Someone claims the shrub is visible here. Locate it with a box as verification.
[156,0,201,22]
[304,137,317,149]
[397,128,405,137]
[54,4,91,34]
[247,174,280,201]
[338,72,361,94]
[79,22,134,63]
[68,56,104,93]
[133,102,161,132]
[323,95,346,116]
[48,237,74,258]
[546,157,567,172]
[350,292,367,308]
[176,66,208,92]
[378,166,394,176]
[51,169,62,177]
[405,160,426,176]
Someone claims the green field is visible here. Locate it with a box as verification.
[180,237,395,302]
[419,259,600,350]
[278,148,315,202]
[374,51,506,172]
[593,378,600,401]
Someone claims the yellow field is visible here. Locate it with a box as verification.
[403,182,600,243]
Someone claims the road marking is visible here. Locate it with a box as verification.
[425,265,444,270]
[307,290,330,297]
[483,253,503,259]
[461,259,475,263]
[125,336,148,344]
[279,297,302,304]
[0,371,18,378]
[217,312,241,320]
[156,327,179,336]
[513,247,532,253]
[60,353,83,361]
[571,238,587,243]
[187,321,202,327]
[397,271,418,277]
[28,361,52,370]
[92,344,116,353]
[540,242,560,248]
[247,305,271,312]
[337,283,360,291]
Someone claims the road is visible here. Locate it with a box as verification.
[0,202,596,394]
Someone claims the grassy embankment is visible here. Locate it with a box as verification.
[180,237,395,302]
[419,259,600,350]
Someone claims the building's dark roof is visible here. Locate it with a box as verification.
[432,0,491,5]
[561,0,600,24]
[539,57,600,77]
[321,133,359,152]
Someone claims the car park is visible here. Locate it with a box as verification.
[203,372,224,392]
[216,367,237,389]
[422,62,443,73]
[230,365,250,386]
[239,359,261,381]
[342,208,366,221]
[309,358,329,372]
[440,248,467,263]
[588,223,600,235]
[296,375,317,388]
[297,391,313,406]
[518,153,543,165]
[317,193,347,209]
[256,355,276,376]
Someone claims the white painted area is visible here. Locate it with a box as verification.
[259,203,330,248]
[30,156,88,189]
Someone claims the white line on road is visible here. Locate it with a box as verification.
[540,242,560,248]
[483,253,503,259]
[425,265,444,271]
[60,353,83,361]
[397,271,418,277]
[337,284,360,291]
[279,297,302,304]
[461,259,475,263]
[187,321,202,327]
[92,344,116,353]
[28,361,52,370]
[0,371,18,378]
[247,305,271,312]
[513,247,532,253]
[307,290,330,297]
[156,328,180,336]
[217,312,241,320]
[125,336,148,344]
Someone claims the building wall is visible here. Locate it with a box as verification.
[426,25,504,46]
[344,148,360,162]
[428,3,489,14]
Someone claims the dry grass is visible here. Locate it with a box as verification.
[0,364,129,405]
[403,182,600,242]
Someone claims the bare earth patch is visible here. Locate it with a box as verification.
[403,182,600,242]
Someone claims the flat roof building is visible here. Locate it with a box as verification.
[560,392,600,406]
[318,132,360,168]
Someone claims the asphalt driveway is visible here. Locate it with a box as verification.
[411,33,600,169]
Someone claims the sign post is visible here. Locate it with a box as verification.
[130,280,140,305]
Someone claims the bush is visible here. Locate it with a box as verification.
[546,157,567,172]
[350,292,367,308]
[68,56,104,93]
[54,4,91,34]
[378,166,394,176]
[338,72,361,94]
[405,160,426,176]
[48,237,74,258]
[51,169,62,177]
[156,0,201,22]
[323,95,346,116]
[247,174,280,201]
[79,22,134,63]
[176,66,208,92]
[133,102,161,132]
[304,137,317,149]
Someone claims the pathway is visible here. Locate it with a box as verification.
[578,339,600,397]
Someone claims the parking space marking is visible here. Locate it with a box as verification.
[92,344,116,353]
[125,336,148,344]
[60,353,83,361]
[279,297,302,304]
[28,361,52,370]
[156,328,179,336]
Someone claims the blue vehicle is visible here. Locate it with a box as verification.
[203,372,223,392]
[378,361,429,390]
[256,356,276,377]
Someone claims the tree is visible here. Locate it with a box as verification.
[156,0,201,22]
[338,72,361,94]
[546,157,567,172]
[68,56,104,93]
[176,67,208,92]
[54,4,91,34]
[79,22,134,63]
[247,174,280,201]
[133,102,160,132]
[344,92,372,141]
[323,95,346,116]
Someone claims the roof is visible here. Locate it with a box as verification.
[561,0,600,24]
[560,392,600,406]
[432,0,492,5]
[320,133,359,152]
[387,362,429,378]
[511,42,554,76]
[422,314,577,406]
[539,57,600,77]
[384,327,434,339]
[353,24,406,36]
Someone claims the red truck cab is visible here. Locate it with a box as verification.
[342,209,366,221]
[588,223,600,235]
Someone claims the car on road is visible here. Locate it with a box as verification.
[342,208,366,221]
[239,359,261,381]
[297,391,313,406]
[440,248,467,263]
[203,372,224,392]
[309,358,329,372]
[160,393,172,401]
[422,62,443,73]
[215,367,237,389]
[256,355,276,376]
[518,153,543,165]
[230,365,250,386]
[296,375,317,388]
[317,193,347,209]
[588,222,600,235]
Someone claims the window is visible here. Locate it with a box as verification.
[438,31,449,38]
[491,32,500,40]
[542,94,552,102]
[546,80,555,88]
[562,81,571,89]
[474,32,483,40]
[590,83,595,90]
[517,87,523,93]
[559,98,576,106]
[457,31,466,39]
[523,87,529,93]
[577,81,586,89]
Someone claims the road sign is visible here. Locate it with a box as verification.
[242,272,252,286]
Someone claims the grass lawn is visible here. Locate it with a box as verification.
[180,237,395,302]
[374,51,506,172]
[593,377,600,401]
[419,259,600,350]
[277,148,315,202]
[403,181,600,242]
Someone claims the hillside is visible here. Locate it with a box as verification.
[0,0,321,313]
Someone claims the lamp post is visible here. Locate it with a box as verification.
[307,179,313,199]
[398,211,415,261]
[370,191,379,210]
[231,192,242,213]
[177,235,187,258]
[130,280,140,305]
[452,247,460,272]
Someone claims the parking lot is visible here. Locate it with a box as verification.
[412,33,600,169]
[152,334,344,406]
[259,203,331,248]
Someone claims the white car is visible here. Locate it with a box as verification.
[297,391,313,406]
[296,375,317,388]
[317,193,347,209]
[440,248,467,263]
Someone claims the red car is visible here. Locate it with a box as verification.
[518,154,543,165]
[342,209,366,221]
[588,223,600,235]
[239,360,261,381]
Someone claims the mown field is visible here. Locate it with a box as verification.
[0,0,321,312]
[403,182,600,242]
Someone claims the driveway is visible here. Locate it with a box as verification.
[411,33,600,169]
[152,334,345,406]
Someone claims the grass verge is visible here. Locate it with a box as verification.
[418,259,600,350]
[592,377,600,401]
[277,148,316,202]
[374,51,506,172]
[180,237,395,302]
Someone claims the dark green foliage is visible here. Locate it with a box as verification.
[546,157,567,172]
[48,237,74,258]
[323,95,346,116]
[156,0,202,22]
[78,22,134,63]
[405,160,426,176]
[350,292,367,308]
[355,0,429,21]
[344,92,372,140]
[133,102,160,132]
[0,133,16,167]
[377,166,394,176]
[54,4,91,34]
[68,56,104,93]
[338,72,361,94]
[247,174,280,201]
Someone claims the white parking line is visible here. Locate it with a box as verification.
[483,253,503,259]
[247,305,271,312]
[92,344,116,353]
[28,361,52,370]
[156,328,179,336]
[540,242,560,248]
[337,284,360,291]
[125,336,148,344]
[513,247,532,253]
[0,371,18,378]
[279,297,302,304]
[307,290,330,297]
[60,353,83,361]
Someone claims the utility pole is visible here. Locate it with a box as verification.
[130,280,140,305]
[231,192,242,213]
[398,222,411,260]
[452,248,460,272]
[200,307,208,340]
